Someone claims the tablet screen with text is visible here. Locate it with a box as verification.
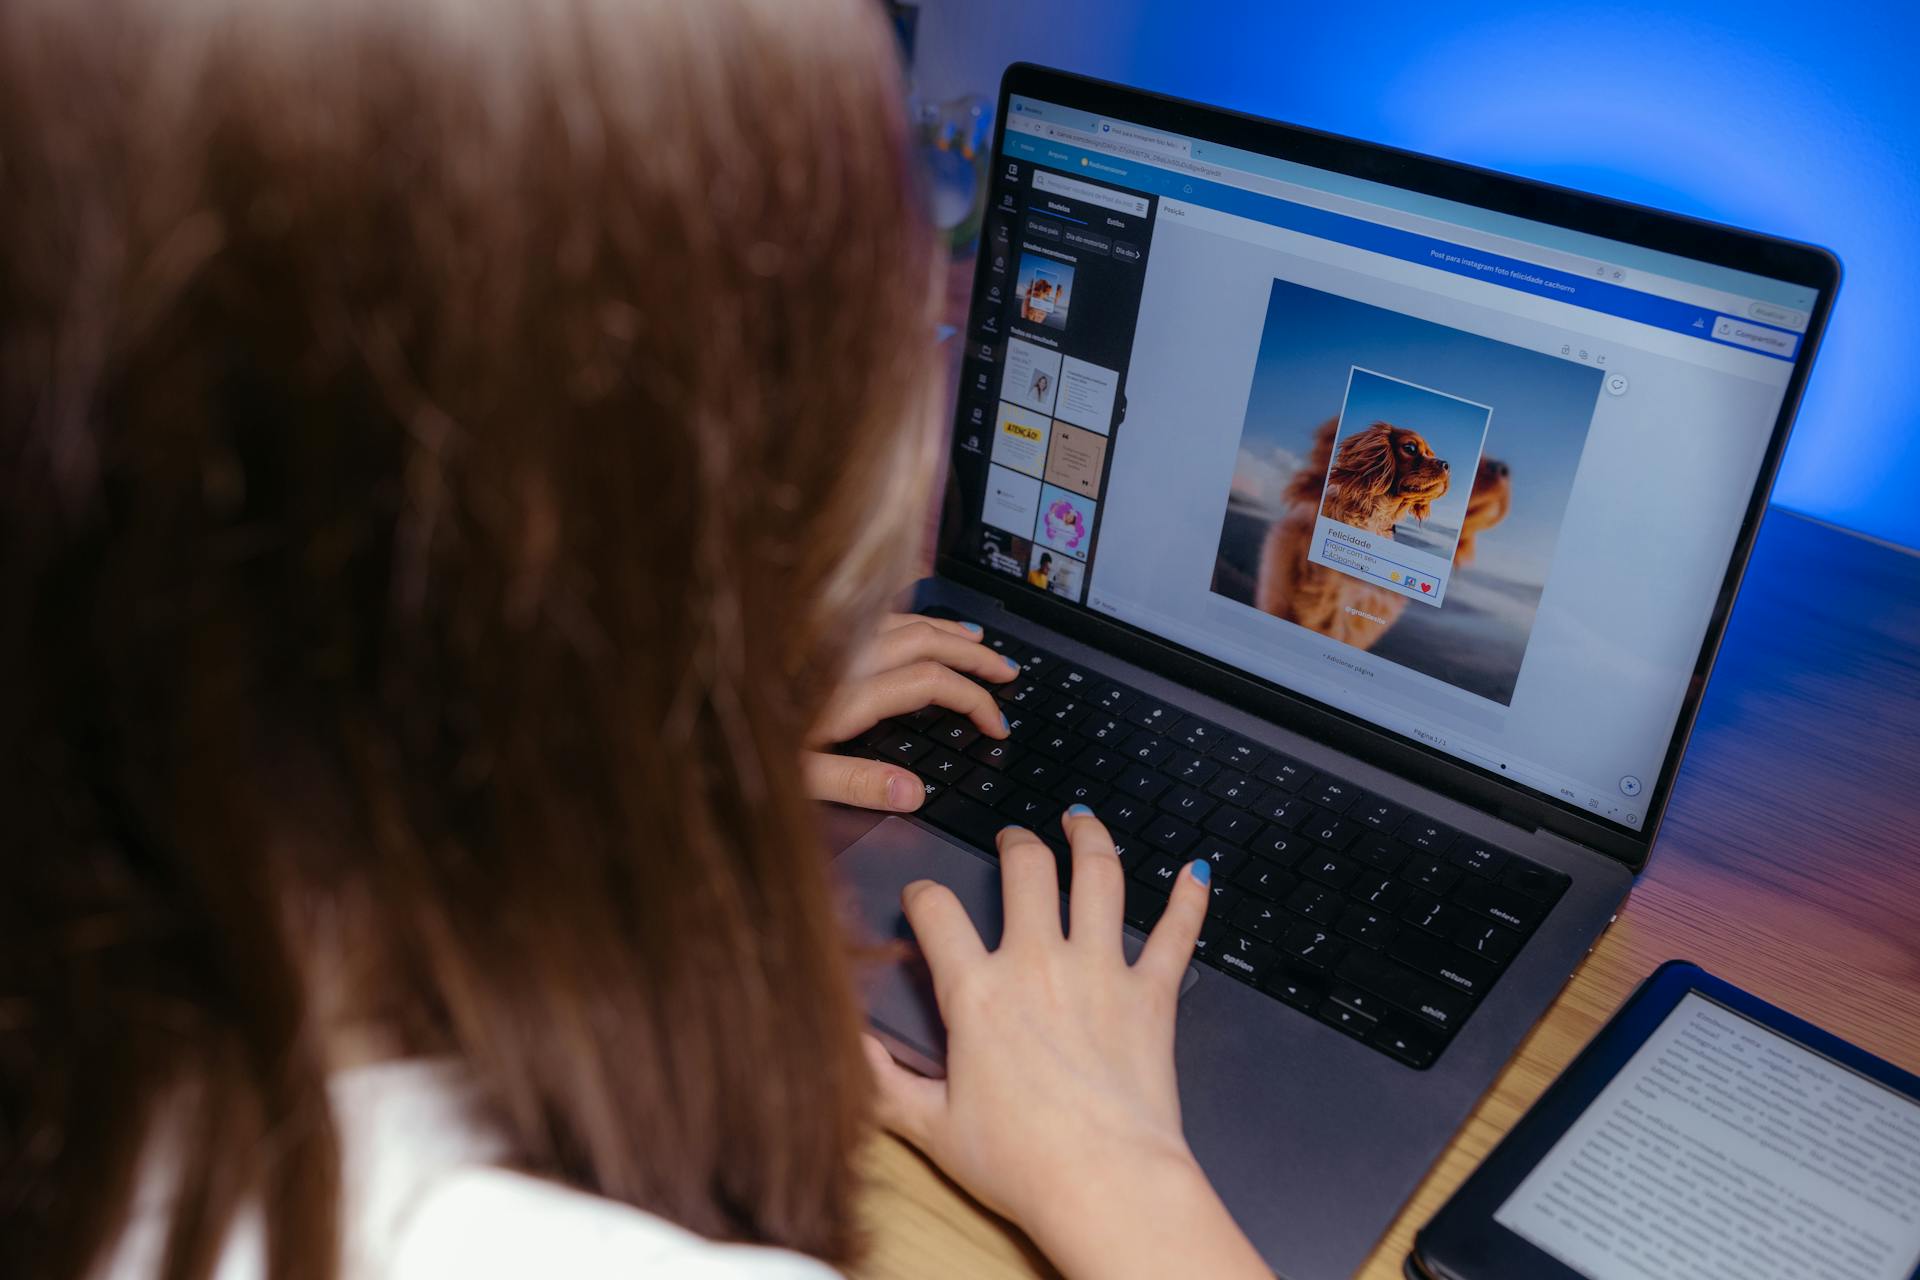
[1493,992,1920,1280]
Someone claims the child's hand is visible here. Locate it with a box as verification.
[864,810,1270,1279]
[803,613,1016,812]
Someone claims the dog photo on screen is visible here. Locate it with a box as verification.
[1211,278,1602,705]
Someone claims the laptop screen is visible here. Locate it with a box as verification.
[944,86,1822,834]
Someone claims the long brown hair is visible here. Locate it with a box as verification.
[0,1,938,1277]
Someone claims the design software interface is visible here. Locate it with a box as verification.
[946,95,1816,830]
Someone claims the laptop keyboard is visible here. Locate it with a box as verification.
[838,612,1570,1069]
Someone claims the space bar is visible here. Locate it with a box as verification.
[922,792,1003,852]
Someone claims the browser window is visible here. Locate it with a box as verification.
[947,95,1808,828]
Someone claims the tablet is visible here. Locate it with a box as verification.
[1412,961,1920,1280]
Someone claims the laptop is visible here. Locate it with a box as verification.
[828,63,1838,1280]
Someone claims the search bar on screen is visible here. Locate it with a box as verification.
[1031,170,1149,217]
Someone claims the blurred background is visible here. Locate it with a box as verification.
[898,0,1920,553]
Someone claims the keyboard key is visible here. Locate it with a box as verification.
[1371,1019,1441,1068]
[1207,879,1242,918]
[925,714,981,750]
[1051,775,1110,809]
[1132,853,1186,891]
[1388,931,1496,998]
[921,791,1004,849]
[1263,966,1324,1011]
[915,777,945,804]
[914,744,971,783]
[1448,836,1510,878]
[1114,767,1170,803]
[1317,996,1378,1038]
[1044,700,1093,730]
[1279,920,1342,969]
[1201,806,1261,845]
[998,680,1049,708]
[1158,783,1216,821]
[1142,813,1200,856]
[957,768,1013,805]
[1254,753,1312,792]
[1102,798,1153,833]
[1451,876,1547,932]
[1351,796,1408,832]
[1204,770,1260,807]
[1306,777,1368,813]
[1285,883,1341,926]
[997,789,1056,827]
[1046,666,1091,696]
[1121,699,1179,731]
[1124,880,1169,928]
[1012,755,1066,790]
[1017,650,1058,678]
[1455,918,1522,965]
[1034,729,1079,760]
[1337,903,1398,949]
[1232,899,1284,942]
[1401,895,1468,938]
[1079,716,1128,746]
[1190,919,1227,962]
[1251,828,1310,867]
[1401,855,1462,895]
[1121,731,1174,765]
[1397,815,1458,853]
[874,730,933,764]
[1194,843,1248,878]
[1216,932,1276,985]
[1301,811,1360,851]
[966,738,1014,770]
[1232,859,1296,901]
[1073,746,1126,781]
[1500,859,1570,903]
[1299,851,1360,892]
[1089,683,1136,714]
[1164,751,1220,785]
[1337,949,1470,1033]
[1208,736,1268,770]
[1174,719,1221,751]
[1354,875,1412,912]
[1249,789,1311,829]
[1351,833,1408,873]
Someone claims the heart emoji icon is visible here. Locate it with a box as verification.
[1419,582,1432,593]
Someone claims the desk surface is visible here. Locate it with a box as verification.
[851,506,1920,1278]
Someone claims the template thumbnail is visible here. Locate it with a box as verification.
[980,526,1033,579]
[1210,277,1603,705]
[1004,336,1062,415]
[1056,354,1118,433]
[983,463,1043,540]
[1044,421,1109,497]
[1016,252,1074,331]
[1027,544,1086,602]
[1034,483,1098,561]
[991,402,1053,479]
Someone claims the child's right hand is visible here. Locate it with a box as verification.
[862,809,1271,1280]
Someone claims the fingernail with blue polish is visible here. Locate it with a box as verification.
[1000,713,1010,732]
[1066,803,1093,818]
[1190,859,1211,886]
[962,622,983,634]
[1003,655,1021,671]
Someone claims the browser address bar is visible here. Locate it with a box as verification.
[1035,123,1228,182]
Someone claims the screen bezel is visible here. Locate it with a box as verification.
[936,62,1841,870]
[1410,961,1920,1280]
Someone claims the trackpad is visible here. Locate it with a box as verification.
[835,816,1200,1078]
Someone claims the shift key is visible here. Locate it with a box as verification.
[1388,930,1497,999]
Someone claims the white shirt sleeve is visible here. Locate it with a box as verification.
[389,1168,843,1280]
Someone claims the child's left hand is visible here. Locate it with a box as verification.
[804,612,1017,812]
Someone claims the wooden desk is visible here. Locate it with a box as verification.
[852,509,1920,1278]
